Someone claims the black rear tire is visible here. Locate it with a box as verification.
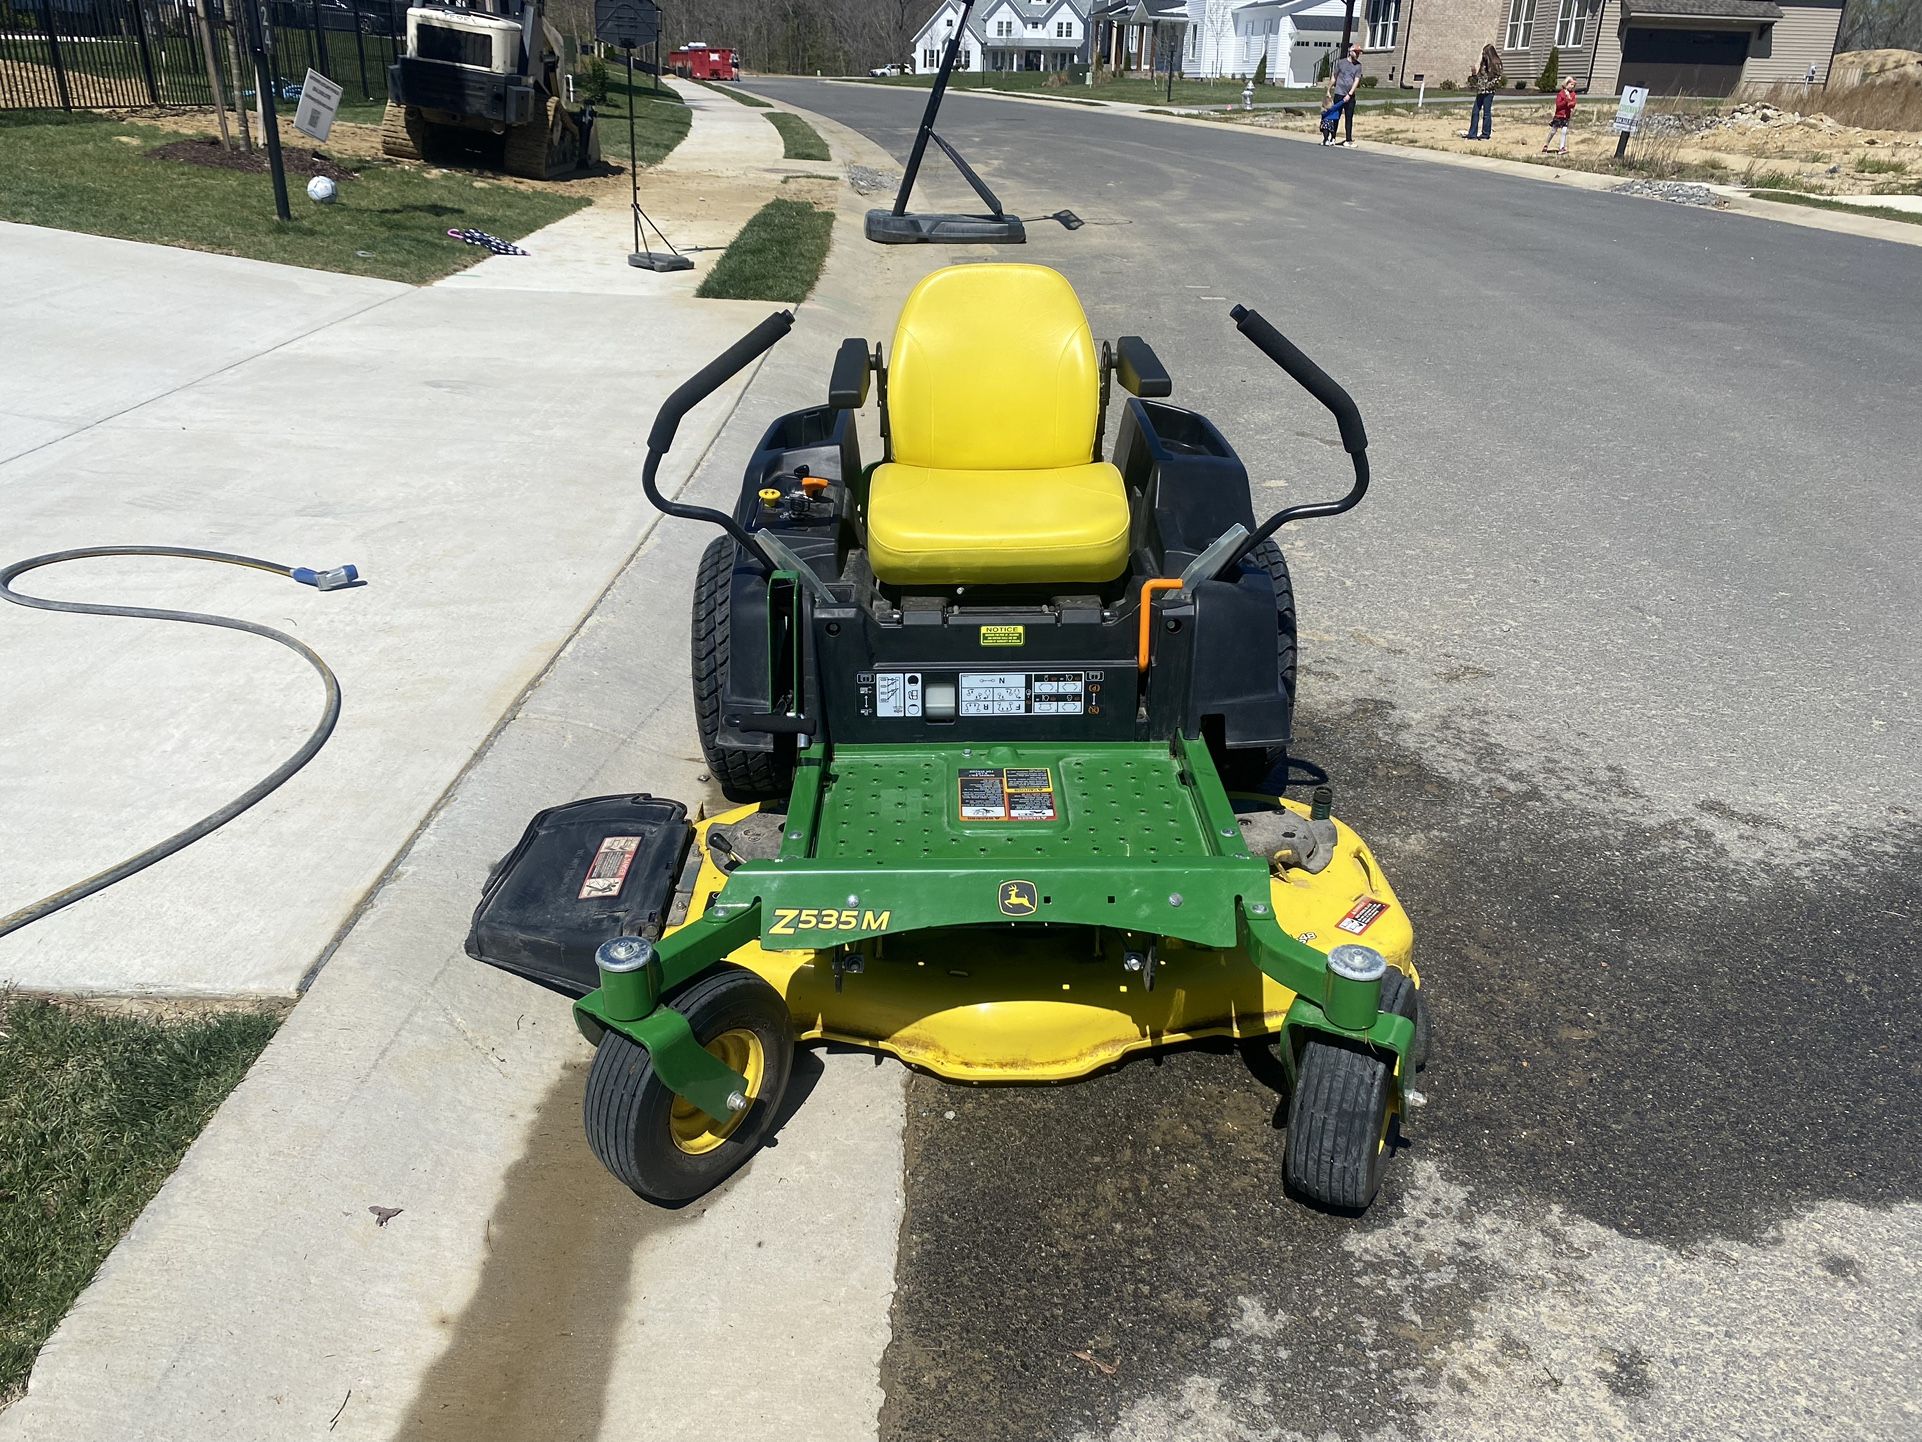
[583,966,794,1205]
[1213,538,1298,790]
[692,536,794,802]
[1380,965,1431,1070]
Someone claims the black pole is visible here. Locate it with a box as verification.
[242,0,292,220]
[128,0,163,106]
[890,0,972,218]
[1165,23,1173,102]
[1339,0,1355,47]
[1614,130,1629,160]
[34,0,75,110]
[348,0,369,99]
[627,47,643,256]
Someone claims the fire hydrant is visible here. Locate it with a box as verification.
[1242,80,1254,110]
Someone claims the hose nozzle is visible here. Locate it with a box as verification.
[292,564,359,591]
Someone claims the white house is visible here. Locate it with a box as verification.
[1180,0,1353,82]
[911,0,1094,74]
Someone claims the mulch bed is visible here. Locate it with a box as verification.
[149,137,356,181]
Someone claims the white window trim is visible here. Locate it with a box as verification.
[1504,0,1536,50]
[1552,0,1586,47]
[1364,0,1400,50]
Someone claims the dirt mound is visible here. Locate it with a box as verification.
[149,137,356,180]
[1831,49,1922,86]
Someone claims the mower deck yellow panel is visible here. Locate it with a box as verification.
[682,802,1414,1082]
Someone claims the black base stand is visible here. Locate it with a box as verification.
[623,47,694,272]
[871,0,1028,245]
[865,211,1025,244]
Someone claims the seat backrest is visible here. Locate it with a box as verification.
[887,264,1100,472]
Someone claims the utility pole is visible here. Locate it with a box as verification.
[1340,0,1356,48]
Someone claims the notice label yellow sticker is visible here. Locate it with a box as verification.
[979,625,1025,647]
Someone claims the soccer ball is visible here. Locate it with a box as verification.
[306,175,338,204]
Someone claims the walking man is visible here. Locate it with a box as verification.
[1331,41,1363,147]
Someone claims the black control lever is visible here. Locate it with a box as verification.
[1215,305,1371,575]
[725,711,815,736]
[642,310,796,564]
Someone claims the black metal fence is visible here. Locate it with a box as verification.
[0,0,411,111]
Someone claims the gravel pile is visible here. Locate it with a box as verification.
[1609,179,1723,206]
[844,164,900,195]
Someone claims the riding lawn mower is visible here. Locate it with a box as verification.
[466,262,1428,1212]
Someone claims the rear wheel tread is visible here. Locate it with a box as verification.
[692,536,793,801]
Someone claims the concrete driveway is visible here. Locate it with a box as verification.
[0,194,771,996]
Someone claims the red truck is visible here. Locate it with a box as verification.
[669,45,741,81]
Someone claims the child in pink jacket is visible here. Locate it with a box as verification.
[1543,78,1578,155]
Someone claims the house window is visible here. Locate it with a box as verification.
[1504,0,1535,49]
[961,47,973,66]
[923,47,937,67]
[1366,0,1400,49]
[995,19,1012,37]
[1057,20,1070,37]
[1553,0,1586,46]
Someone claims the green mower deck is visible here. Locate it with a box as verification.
[574,737,1414,1119]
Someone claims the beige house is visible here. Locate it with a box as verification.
[1356,0,1845,94]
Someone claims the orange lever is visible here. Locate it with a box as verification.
[800,475,830,495]
[1137,579,1182,672]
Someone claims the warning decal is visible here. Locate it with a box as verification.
[959,768,1007,820]
[1336,896,1391,935]
[579,835,641,900]
[958,767,1058,822]
[979,625,1026,647]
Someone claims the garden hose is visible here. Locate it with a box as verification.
[0,546,358,940]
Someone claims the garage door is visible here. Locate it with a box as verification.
[1619,27,1751,96]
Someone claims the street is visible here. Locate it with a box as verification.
[750,79,1922,1442]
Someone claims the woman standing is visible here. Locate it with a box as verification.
[1463,45,1502,140]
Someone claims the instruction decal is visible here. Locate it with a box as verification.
[1336,896,1391,935]
[958,767,1058,822]
[979,625,1026,647]
[579,835,641,899]
[998,880,1039,916]
[959,672,1086,716]
[872,671,923,718]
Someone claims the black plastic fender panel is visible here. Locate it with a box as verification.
[465,795,692,997]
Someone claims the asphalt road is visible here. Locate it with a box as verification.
[748,81,1922,1442]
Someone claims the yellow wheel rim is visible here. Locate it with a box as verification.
[668,1028,766,1156]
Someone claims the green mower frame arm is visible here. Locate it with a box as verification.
[1218,305,1372,575]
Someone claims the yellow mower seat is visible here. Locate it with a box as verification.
[868,264,1130,586]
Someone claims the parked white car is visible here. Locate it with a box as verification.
[868,63,906,77]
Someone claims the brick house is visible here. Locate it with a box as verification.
[1349,0,1846,94]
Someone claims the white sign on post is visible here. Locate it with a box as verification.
[293,68,344,142]
[1612,85,1649,135]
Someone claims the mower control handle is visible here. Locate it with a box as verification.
[642,311,796,561]
[648,309,795,454]
[1215,305,1373,576]
[1230,305,1367,456]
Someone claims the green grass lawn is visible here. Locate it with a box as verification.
[1746,190,1922,226]
[0,995,280,1403]
[0,110,587,283]
[765,110,830,162]
[700,79,772,108]
[696,196,834,302]
[582,71,691,163]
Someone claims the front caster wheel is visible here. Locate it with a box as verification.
[1283,969,1424,1212]
[584,966,794,1204]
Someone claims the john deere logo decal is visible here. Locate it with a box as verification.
[998,880,1039,916]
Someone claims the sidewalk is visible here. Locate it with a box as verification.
[0,104,962,1442]
[0,85,786,998]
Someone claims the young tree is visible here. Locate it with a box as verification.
[1253,51,1268,86]
[1536,48,1559,92]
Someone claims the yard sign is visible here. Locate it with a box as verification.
[1612,86,1649,136]
[293,69,344,142]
